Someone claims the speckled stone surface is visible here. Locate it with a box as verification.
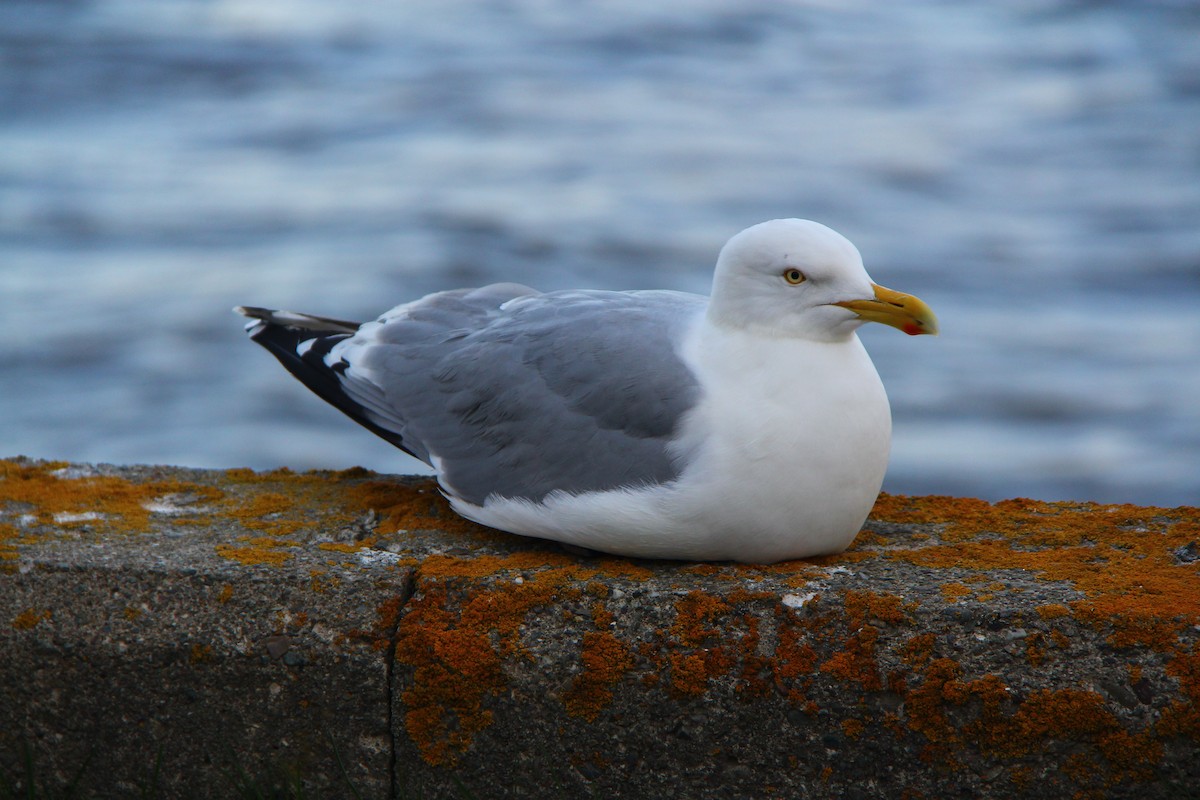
[2,458,1199,798]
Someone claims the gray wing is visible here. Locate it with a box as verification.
[330,283,705,505]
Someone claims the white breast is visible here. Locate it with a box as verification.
[449,322,891,563]
[660,323,892,561]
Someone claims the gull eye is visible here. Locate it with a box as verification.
[783,268,806,285]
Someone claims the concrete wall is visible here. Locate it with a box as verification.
[2,458,1198,798]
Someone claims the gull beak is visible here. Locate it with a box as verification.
[834,283,939,336]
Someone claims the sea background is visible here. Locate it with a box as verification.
[2,0,1198,507]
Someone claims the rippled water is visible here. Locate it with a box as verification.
[3,0,1198,506]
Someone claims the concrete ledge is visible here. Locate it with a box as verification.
[2,458,1199,798]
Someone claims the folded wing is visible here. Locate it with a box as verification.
[238,284,705,506]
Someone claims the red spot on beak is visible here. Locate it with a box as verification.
[903,323,923,336]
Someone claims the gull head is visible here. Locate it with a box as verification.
[707,219,938,342]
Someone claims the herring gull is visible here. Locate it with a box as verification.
[236,219,937,563]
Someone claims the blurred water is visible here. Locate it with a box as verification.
[2,0,1198,506]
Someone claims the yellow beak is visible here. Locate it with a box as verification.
[834,283,939,336]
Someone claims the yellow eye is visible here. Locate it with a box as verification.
[783,268,806,285]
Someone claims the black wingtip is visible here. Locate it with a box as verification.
[237,308,419,460]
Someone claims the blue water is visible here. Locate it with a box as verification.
[3,1,1198,506]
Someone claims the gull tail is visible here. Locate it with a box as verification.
[233,305,415,457]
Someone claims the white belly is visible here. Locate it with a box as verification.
[450,328,891,563]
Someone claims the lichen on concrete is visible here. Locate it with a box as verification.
[2,458,1199,798]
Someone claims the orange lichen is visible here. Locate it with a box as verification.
[1072,603,1181,650]
[654,591,742,696]
[0,459,404,574]
[903,658,967,745]
[317,542,365,553]
[843,589,912,628]
[940,583,971,603]
[668,651,712,697]
[841,718,865,739]
[812,590,911,693]
[594,559,655,580]
[735,613,773,697]
[1061,754,1100,795]
[217,584,234,603]
[877,495,1200,651]
[900,633,937,668]
[341,479,497,541]
[671,591,732,647]
[1158,649,1200,739]
[458,574,583,659]
[12,608,51,630]
[0,458,225,534]
[1001,689,1116,750]
[809,550,877,566]
[896,656,1168,788]
[361,595,405,649]
[189,643,214,664]
[853,530,885,547]
[869,492,989,529]
[0,522,21,562]
[563,630,634,720]
[726,588,776,606]
[214,542,293,567]
[1037,604,1071,620]
[217,478,366,541]
[821,626,882,691]
[418,551,585,580]
[1025,633,1047,667]
[772,622,818,705]
[391,583,504,766]
[309,570,342,594]
[392,559,588,765]
[590,600,614,627]
[1097,729,1163,784]
[233,492,297,536]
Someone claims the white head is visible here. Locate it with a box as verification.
[707,219,937,342]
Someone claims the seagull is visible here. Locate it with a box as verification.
[236,219,937,563]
